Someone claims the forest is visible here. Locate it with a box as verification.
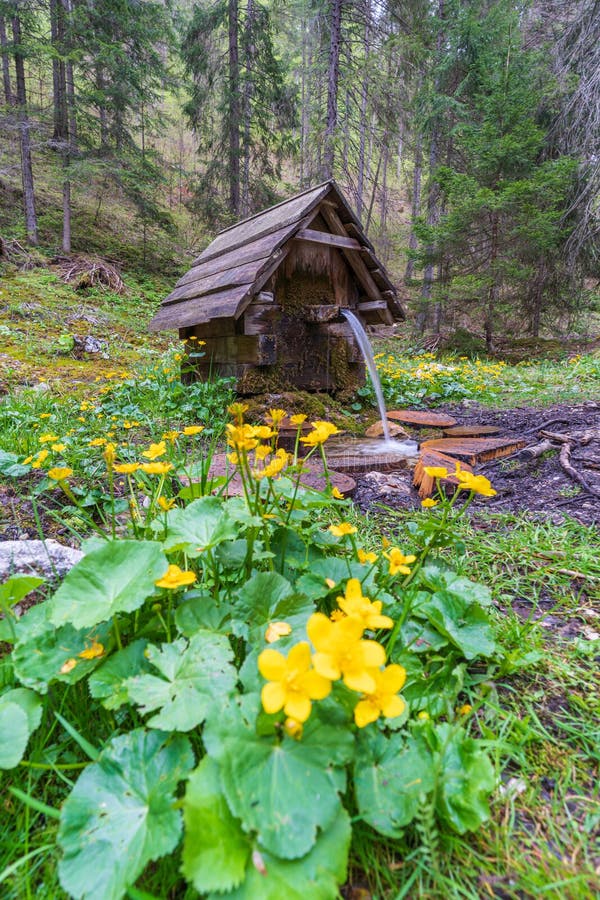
[0,3,599,900]
[0,0,598,346]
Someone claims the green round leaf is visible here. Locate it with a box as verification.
[0,702,29,769]
[58,729,194,900]
[162,497,238,556]
[88,640,150,710]
[182,757,250,894]
[125,631,237,731]
[355,731,434,836]
[49,540,168,629]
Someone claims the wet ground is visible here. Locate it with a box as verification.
[352,401,600,527]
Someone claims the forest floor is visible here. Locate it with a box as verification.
[353,401,600,527]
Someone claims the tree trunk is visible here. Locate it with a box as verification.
[0,15,13,106]
[404,130,422,283]
[97,66,109,149]
[50,0,68,142]
[64,0,77,149]
[228,0,241,216]
[12,14,38,246]
[241,0,254,215]
[356,0,370,216]
[323,0,342,180]
[486,212,499,352]
[415,126,438,334]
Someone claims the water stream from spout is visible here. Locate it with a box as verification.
[342,308,393,443]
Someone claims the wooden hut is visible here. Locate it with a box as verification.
[149,180,404,394]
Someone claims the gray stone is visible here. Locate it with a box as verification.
[0,539,83,582]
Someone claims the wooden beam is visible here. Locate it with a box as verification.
[318,204,382,301]
[295,228,362,250]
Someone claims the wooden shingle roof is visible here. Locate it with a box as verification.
[149,180,402,331]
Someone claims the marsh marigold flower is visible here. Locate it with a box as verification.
[143,441,167,460]
[183,425,204,436]
[421,498,438,508]
[354,664,407,728]
[289,414,307,426]
[307,612,385,693]
[331,487,344,499]
[258,642,331,722]
[113,463,140,474]
[337,578,393,630]
[48,467,73,482]
[140,462,173,475]
[357,548,377,565]
[157,496,176,511]
[267,408,287,426]
[423,465,449,479]
[265,621,292,643]
[155,564,196,589]
[78,641,105,660]
[384,547,416,576]
[300,420,340,446]
[51,443,66,453]
[228,401,249,424]
[39,433,59,444]
[226,423,259,452]
[328,522,357,537]
[455,469,496,497]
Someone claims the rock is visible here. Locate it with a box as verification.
[74,335,105,354]
[362,471,411,496]
[32,382,50,393]
[0,539,83,582]
[365,420,409,439]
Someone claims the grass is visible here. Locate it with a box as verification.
[1,265,599,899]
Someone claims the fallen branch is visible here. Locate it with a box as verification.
[517,439,556,460]
[559,442,600,498]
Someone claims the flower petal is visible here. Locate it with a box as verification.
[261,681,285,714]
[286,641,312,674]
[381,695,406,719]
[258,649,286,681]
[312,652,340,681]
[380,664,407,693]
[301,670,332,700]
[307,612,332,649]
[284,694,312,723]
[344,670,376,694]
[362,640,386,669]
[354,699,380,728]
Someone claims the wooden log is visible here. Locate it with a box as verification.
[318,203,383,301]
[413,449,473,498]
[243,302,279,335]
[517,439,556,460]
[204,334,277,365]
[387,410,458,428]
[421,436,527,465]
[302,304,340,323]
[559,442,600,498]
[443,425,501,438]
[149,285,250,330]
[295,228,362,250]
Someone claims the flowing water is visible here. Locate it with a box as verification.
[341,309,418,458]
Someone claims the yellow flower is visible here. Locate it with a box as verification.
[31,449,49,469]
[23,454,34,465]
[39,412,52,419]
[417,711,430,720]
[290,414,307,426]
[228,401,249,424]
[113,463,140,474]
[39,433,59,444]
[423,466,449,479]
[142,441,167,460]
[283,717,303,739]
[267,408,287,426]
[455,470,497,497]
[60,658,78,674]
[421,498,438,508]
[256,448,288,479]
[162,430,180,442]
[158,496,176,511]
[331,487,344,499]
[254,445,271,461]
[384,547,416,576]
[354,665,407,727]
[140,462,173,475]
[330,609,346,622]
[226,423,259,452]
[300,420,340,446]
[258,642,331,722]
[457,703,473,716]
[227,452,240,466]
[328,522,357,537]
[182,425,204,436]
[78,641,105,660]
[357,548,377,565]
[103,442,117,467]
[155,564,197,589]
[88,437,107,447]
[50,443,66,453]
[265,621,292,643]
[48,467,73,481]
[336,578,393,630]
[307,612,385,693]
[254,425,275,440]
